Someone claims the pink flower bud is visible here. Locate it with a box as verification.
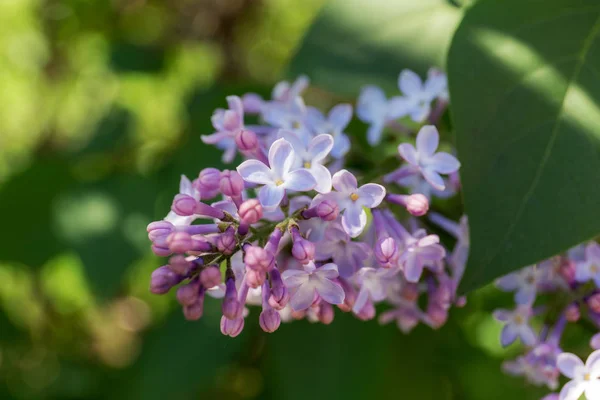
[565,303,580,322]
[200,266,221,288]
[244,246,274,271]
[171,194,198,216]
[195,168,221,198]
[317,200,339,221]
[177,279,201,306]
[235,129,258,152]
[150,266,183,294]
[183,294,205,320]
[426,304,448,328]
[216,229,236,255]
[151,244,172,257]
[354,300,375,321]
[405,194,429,216]
[374,237,399,267]
[222,278,242,319]
[268,269,289,310]
[591,333,600,350]
[220,170,244,197]
[168,255,192,275]
[167,232,193,254]
[147,220,174,242]
[259,309,281,333]
[317,302,335,325]
[220,316,244,337]
[245,268,267,289]
[292,238,315,264]
[590,294,600,313]
[338,278,356,312]
[239,199,263,224]
[559,259,576,284]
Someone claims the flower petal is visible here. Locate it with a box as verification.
[328,103,352,130]
[258,184,285,210]
[314,277,345,305]
[429,152,461,174]
[341,205,367,238]
[352,287,369,314]
[495,273,521,291]
[332,169,358,193]
[367,122,385,146]
[559,380,586,400]
[278,129,308,154]
[398,69,423,96]
[500,324,518,347]
[409,102,431,123]
[424,72,447,98]
[290,282,316,311]
[281,269,310,288]
[310,163,332,193]
[387,96,410,119]
[268,138,296,178]
[357,183,386,208]
[237,160,273,184]
[283,169,317,192]
[398,143,418,166]
[422,168,445,191]
[587,242,600,262]
[403,254,423,283]
[416,125,439,157]
[586,349,600,376]
[557,353,584,379]
[307,134,334,162]
[585,381,600,400]
[331,133,351,158]
[515,286,536,305]
[226,95,244,118]
[179,175,193,195]
[315,263,340,279]
[357,85,387,122]
[518,324,537,346]
[493,309,511,322]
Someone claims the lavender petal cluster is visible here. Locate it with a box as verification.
[146,71,465,337]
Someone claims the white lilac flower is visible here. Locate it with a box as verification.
[493,306,537,347]
[397,125,460,190]
[281,262,345,311]
[313,169,385,238]
[575,242,600,287]
[496,266,545,305]
[305,104,353,158]
[396,69,447,123]
[201,96,245,163]
[356,85,408,146]
[556,350,600,400]
[237,138,317,210]
[278,130,334,193]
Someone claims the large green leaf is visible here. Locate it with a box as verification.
[448,0,600,291]
[288,0,463,95]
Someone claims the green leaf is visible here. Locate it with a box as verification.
[449,0,600,291]
[288,0,463,95]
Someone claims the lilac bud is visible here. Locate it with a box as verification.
[183,292,205,321]
[455,296,467,307]
[559,259,576,284]
[220,170,244,197]
[374,237,399,267]
[147,221,174,243]
[317,302,334,325]
[426,304,448,328]
[246,268,266,289]
[565,304,580,322]
[317,200,339,221]
[405,194,429,216]
[238,199,263,224]
[268,268,289,310]
[591,333,600,350]
[171,194,199,216]
[150,266,183,294]
[590,294,600,313]
[338,278,356,312]
[216,229,236,255]
[151,244,172,257]
[235,129,258,152]
[196,168,221,195]
[259,309,281,333]
[222,277,242,319]
[177,279,201,306]
[244,246,274,272]
[168,255,192,275]
[355,300,375,321]
[220,316,244,337]
[401,283,420,302]
[200,266,221,288]
[292,238,315,264]
[167,231,193,253]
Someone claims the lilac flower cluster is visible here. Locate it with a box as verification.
[146,70,463,337]
[494,242,600,400]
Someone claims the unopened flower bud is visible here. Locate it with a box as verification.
[405,194,429,216]
[338,278,356,312]
[167,231,193,254]
[196,168,221,197]
[220,170,244,197]
[200,266,221,288]
[317,302,335,325]
[259,309,281,333]
[168,255,192,275]
[591,333,600,350]
[246,267,267,289]
[220,316,244,337]
[216,229,236,255]
[559,259,576,284]
[150,266,183,294]
[292,238,315,264]
[268,269,289,309]
[235,129,259,152]
[317,200,339,221]
[589,293,600,313]
[177,279,201,306]
[151,244,172,257]
[565,303,580,322]
[147,221,174,243]
[426,304,448,328]
[244,246,274,271]
[183,292,205,321]
[171,194,198,216]
[222,277,242,319]
[239,199,263,224]
[374,237,399,267]
[355,300,375,321]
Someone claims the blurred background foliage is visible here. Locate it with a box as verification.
[0,0,579,399]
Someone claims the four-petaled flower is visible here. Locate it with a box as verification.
[357,85,408,146]
[313,169,386,238]
[496,265,544,305]
[201,96,245,163]
[400,230,446,283]
[575,242,600,287]
[281,262,345,311]
[395,69,447,123]
[278,130,334,193]
[314,222,372,278]
[237,138,317,210]
[493,306,537,347]
[398,125,460,190]
[557,350,600,400]
[352,267,391,313]
[306,104,353,158]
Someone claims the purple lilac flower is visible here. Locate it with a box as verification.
[494,306,537,347]
[352,267,391,313]
[281,262,345,311]
[314,222,372,278]
[305,104,353,158]
[237,138,316,210]
[575,242,600,287]
[201,96,245,163]
[496,266,545,305]
[395,69,447,123]
[357,85,407,146]
[397,125,460,190]
[400,229,446,283]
